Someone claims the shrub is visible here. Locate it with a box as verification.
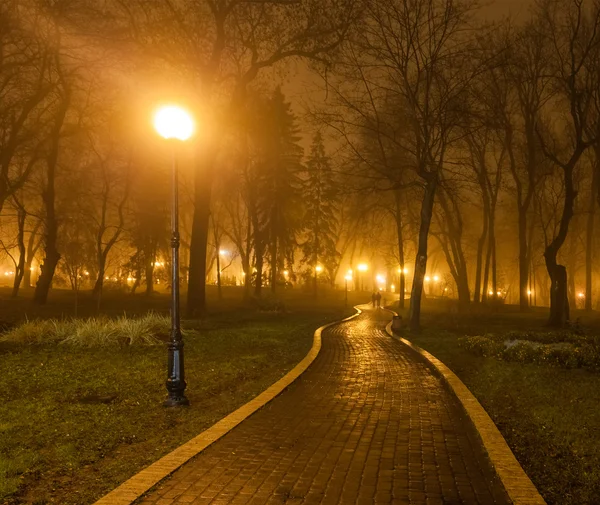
[503,330,586,345]
[458,336,503,357]
[536,346,582,369]
[459,332,600,371]
[502,342,539,364]
[0,313,171,347]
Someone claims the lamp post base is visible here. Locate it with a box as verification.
[164,394,190,407]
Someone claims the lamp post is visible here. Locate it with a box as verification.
[153,105,194,407]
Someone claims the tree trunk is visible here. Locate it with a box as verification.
[517,207,529,311]
[254,243,264,298]
[34,96,69,305]
[481,234,491,303]
[33,229,60,304]
[474,180,491,304]
[132,264,142,294]
[270,205,278,295]
[145,257,154,295]
[92,253,106,299]
[394,189,406,309]
[187,150,215,316]
[12,207,26,298]
[490,210,498,302]
[23,221,41,288]
[242,256,251,300]
[216,244,222,300]
[567,214,578,311]
[409,179,437,332]
[545,165,577,326]
[548,264,570,327]
[437,189,470,311]
[474,216,488,304]
[270,237,277,294]
[586,159,598,311]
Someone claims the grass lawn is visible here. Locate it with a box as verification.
[393,301,600,505]
[0,286,361,505]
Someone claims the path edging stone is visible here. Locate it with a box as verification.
[384,313,546,505]
[93,307,362,505]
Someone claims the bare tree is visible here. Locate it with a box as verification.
[535,0,600,326]
[351,0,476,329]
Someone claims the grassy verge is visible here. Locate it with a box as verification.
[0,288,361,505]
[394,303,600,505]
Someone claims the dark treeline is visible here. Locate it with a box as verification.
[1,0,600,329]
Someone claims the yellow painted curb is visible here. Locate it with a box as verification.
[384,313,546,505]
[93,307,362,505]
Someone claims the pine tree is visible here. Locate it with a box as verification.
[254,89,304,293]
[302,132,339,291]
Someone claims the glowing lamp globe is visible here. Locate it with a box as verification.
[154,105,195,141]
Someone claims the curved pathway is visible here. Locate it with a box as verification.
[138,307,509,505]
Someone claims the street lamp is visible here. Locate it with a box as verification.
[153,104,195,407]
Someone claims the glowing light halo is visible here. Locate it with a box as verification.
[153,105,195,141]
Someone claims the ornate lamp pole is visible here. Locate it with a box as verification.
[153,105,195,407]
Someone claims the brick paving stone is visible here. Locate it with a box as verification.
[138,308,510,505]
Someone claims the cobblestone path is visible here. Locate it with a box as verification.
[138,307,509,505]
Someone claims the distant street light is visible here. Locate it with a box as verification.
[153,104,195,407]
